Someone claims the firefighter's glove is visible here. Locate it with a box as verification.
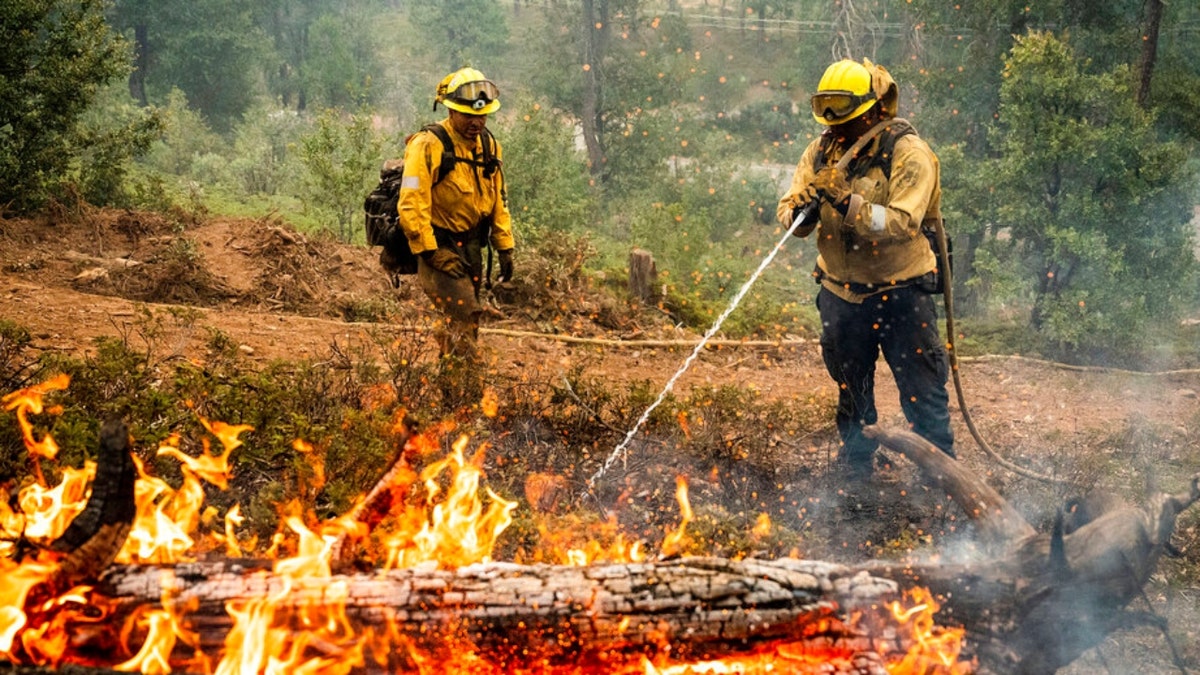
[812,167,852,217]
[789,184,820,224]
[423,247,467,279]
[498,248,514,282]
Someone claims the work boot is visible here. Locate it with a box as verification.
[835,455,874,483]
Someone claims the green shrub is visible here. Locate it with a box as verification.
[0,0,134,210]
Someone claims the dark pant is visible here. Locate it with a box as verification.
[417,228,485,361]
[817,285,954,467]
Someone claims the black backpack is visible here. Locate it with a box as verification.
[363,124,500,277]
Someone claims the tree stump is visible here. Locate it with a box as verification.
[627,248,657,304]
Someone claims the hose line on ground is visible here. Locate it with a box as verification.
[933,220,1072,485]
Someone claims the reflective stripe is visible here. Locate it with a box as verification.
[870,204,886,232]
[401,176,420,190]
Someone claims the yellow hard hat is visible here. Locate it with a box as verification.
[810,59,877,126]
[435,67,501,116]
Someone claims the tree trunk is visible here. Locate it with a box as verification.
[1137,0,1164,108]
[128,24,148,107]
[580,0,607,177]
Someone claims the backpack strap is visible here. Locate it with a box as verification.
[421,123,457,187]
[420,123,503,186]
[813,118,917,179]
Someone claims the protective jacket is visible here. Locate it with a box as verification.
[397,118,514,255]
[776,123,941,303]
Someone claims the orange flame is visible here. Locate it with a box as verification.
[0,378,973,674]
[118,421,241,565]
[1,373,70,466]
[382,434,517,570]
[660,476,694,558]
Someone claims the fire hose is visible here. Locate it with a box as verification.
[931,218,1068,484]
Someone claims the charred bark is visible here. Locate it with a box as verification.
[45,418,137,585]
[95,556,905,671]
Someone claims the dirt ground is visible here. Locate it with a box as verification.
[2,208,1199,673]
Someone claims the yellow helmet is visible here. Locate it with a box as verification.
[810,59,877,126]
[435,67,501,116]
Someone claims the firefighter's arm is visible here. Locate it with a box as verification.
[842,136,937,242]
[397,133,441,255]
[776,142,821,236]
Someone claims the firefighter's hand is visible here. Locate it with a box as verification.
[812,166,852,215]
[789,184,820,221]
[498,248,514,282]
[423,247,467,279]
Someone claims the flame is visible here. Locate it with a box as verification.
[1,373,70,466]
[18,462,93,543]
[0,558,56,656]
[660,476,694,558]
[118,422,240,565]
[116,595,204,675]
[215,514,368,675]
[0,378,973,674]
[382,434,517,570]
[885,587,970,674]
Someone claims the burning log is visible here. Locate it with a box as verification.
[47,418,138,583]
[9,413,1198,674]
[94,556,910,669]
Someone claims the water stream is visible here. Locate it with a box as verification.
[587,209,811,490]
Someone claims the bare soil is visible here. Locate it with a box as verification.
[2,208,1199,673]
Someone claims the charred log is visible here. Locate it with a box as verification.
[864,424,1200,674]
[95,556,907,670]
[47,418,138,584]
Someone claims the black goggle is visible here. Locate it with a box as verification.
[449,80,500,110]
[811,90,876,121]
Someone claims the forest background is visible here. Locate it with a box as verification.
[4,0,1200,364]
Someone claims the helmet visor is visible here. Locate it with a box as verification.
[449,80,500,112]
[811,90,876,122]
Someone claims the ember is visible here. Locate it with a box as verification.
[0,376,973,674]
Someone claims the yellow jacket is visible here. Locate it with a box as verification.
[397,118,515,255]
[776,127,941,302]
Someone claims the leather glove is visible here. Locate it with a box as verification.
[497,248,514,282]
[422,247,467,279]
[812,166,852,216]
[789,184,820,225]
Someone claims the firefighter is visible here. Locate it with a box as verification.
[776,59,954,480]
[398,67,515,365]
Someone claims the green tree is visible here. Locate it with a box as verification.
[0,0,130,210]
[410,0,510,71]
[989,31,1196,354]
[110,0,269,129]
[302,11,382,109]
[296,107,386,241]
[495,99,596,241]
